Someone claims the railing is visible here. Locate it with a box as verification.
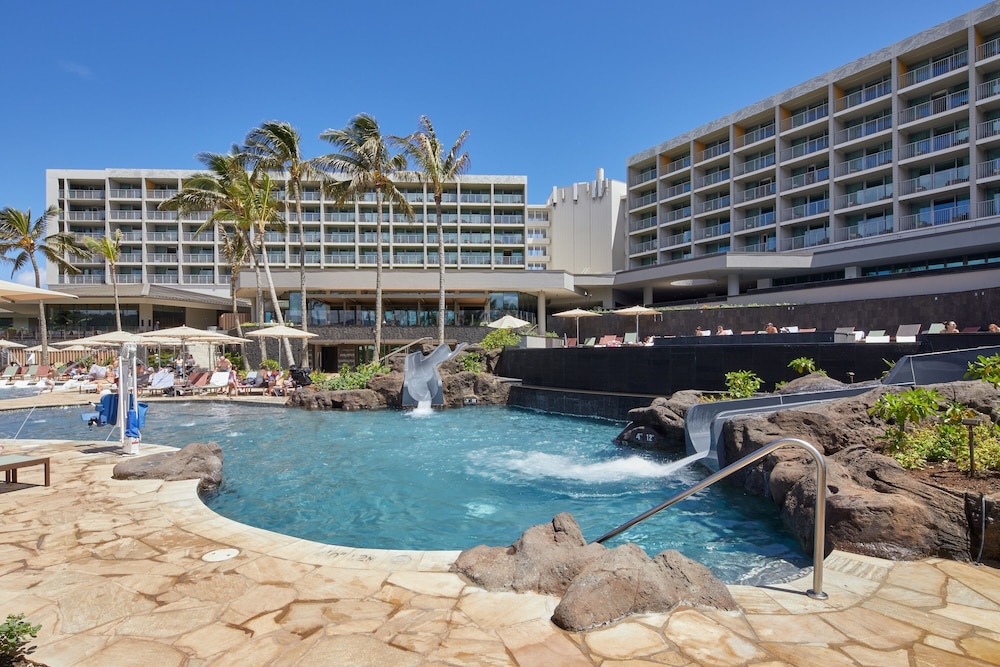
[738,211,775,231]
[834,115,892,144]
[898,89,969,125]
[325,253,356,264]
[460,193,491,203]
[325,212,354,222]
[146,211,177,221]
[835,79,892,112]
[630,169,657,186]
[67,189,105,199]
[180,211,211,221]
[898,127,969,160]
[699,223,730,239]
[182,275,217,284]
[108,189,140,198]
[595,437,828,600]
[393,254,425,264]
[147,189,177,199]
[661,181,691,199]
[737,182,776,203]
[836,183,893,208]
[146,232,178,242]
[109,210,142,220]
[977,78,1000,102]
[899,165,969,195]
[785,199,830,220]
[736,240,776,252]
[460,214,492,224]
[836,216,893,241]
[978,199,1000,217]
[494,193,524,204]
[899,51,968,89]
[181,254,215,263]
[393,233,424,244]
[780,135,829,161]
[64,274,106,284]
[146,253,179,262]
[696,169,730,189]
[739,124,775,147]
[663,207,692,223]
[783,167,830,191]
[629,239,658,254]
[287,232,323,242]
[834,148,893,177]
[898,203,970,230]
[979,118,1000,141]
[978,158,1000,179]
[494,234,524,244]
[631,192,658,208]
[118,253,142,263]
[783,230,830,249]
[182,231,212,241]
[697,141,730,162]
[696,195,730,214]
[664,156,692,174]
[68,211,105,221]
[978,36,1000,61]
[664,230,692,246]
[117,274,143,283]
[781,102,829,132]
[736,152,776,175]
[493,214,523,224]
[148,274,179,284]
[119,232,142,241]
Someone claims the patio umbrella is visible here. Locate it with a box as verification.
[0,340,26,349]
[552,308,601,342]
[487,314,530,329]
[0,280,77,303]
[613,305,660,338]
[137,326,232,379]
[245,325,317,369]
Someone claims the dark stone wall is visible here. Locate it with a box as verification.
[507,385,654,421]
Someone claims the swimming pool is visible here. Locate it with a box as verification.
[0,401,807,583]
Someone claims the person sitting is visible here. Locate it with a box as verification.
[990,323,1000,333]
[943,320,959,333]
[226,366,239,399]
[765,322,778,334]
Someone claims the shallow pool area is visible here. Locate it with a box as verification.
[0,401,808,583]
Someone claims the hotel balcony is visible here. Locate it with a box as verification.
[663,207,692,224]
[695,195,730,215]
[834,115,892,145]
[65,189,105,200]
[977,78,1000,105]
[695,169,730,190]
[835,183,893,209]
[697,223,730,240]
[783,198,830,221]
[181,254,215,264]
[109,210,142,221]
[978,158,1000,181]
[325,253,356,265]
[735,153,776,177]
[735,182,776,205]
[629,239,658,255]
[182,275,218,284]
[978,36,1000,63]
[897,89,969,127]
[898,165,969,197]
[735,211,776,232]
[146,232,179,242]
[630,191,658,210]
[779,135,830,163]
[737,124,776,149]
[898,203,970,230]
[146,189,178,200]
[118,253,142,263]
[834,79,892,114]
[68,211,105,221]
[898,51,968,91]
[663,156,692,175]
[118,274,145,284]
[978,198,1000,218]
[780,102,829,134]
[834,148,893,178]
[119,232,142,242]
[782,167,830,193]
[64,274,106,284]
[107,189,141,199]
[629,169,657,187]
[782,228,830,250]
[146,210,177,221]
[736,239,777,253]
[659,181,691,202]
[179,211,211,221]
[696,141,730,164]
[325,232,356,243]
[663,230,692,248]
[835,216,893,242]
[629,217,658,233]
[898,127,970,161]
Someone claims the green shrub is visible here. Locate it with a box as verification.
[312,362,388,391]
[966,353,1000,389]
[461,352,483,373]
[259,358,280,372]
[0,613,40,665]
[870,387,944,453]
[481,328,521,350]
[724,370,762,399]
[787,357,824,375]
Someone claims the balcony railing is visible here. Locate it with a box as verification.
[67,189,105,200]
[460,214,492,224]
[978,199,1000,217]
[835,79,892,112]
[181,254,215,263]
[325,232,356,243]
[460,253,491,265]
[147,189,178,200]
[697,141,730,162]
[739,124,775,147]
[661,181,691,199]
[493,214,523,224]
[108,189,140,198]
[898,89,969,125]
[460,233,490,244]
[460,193,491,203]
[781,102,829,132]
[629,239,658,254]
[735,240,776,253]
[899,51,968,89]
[737,182,776,203]
[978,158,1000,179]
[736,152,776,176]
[117,274,144,284]
[65,274,106,284]
[182,275,217,284]
[899,165,969,195]
[783,167,830,191]
[699,223,730,239]
[836,183,893,208]
[898,127,969,160]
[663,207,692,223]
[119,232,141,241]
[696,195,730,214]
[325,253,356,264]
[630,170,658,186]
[494,234,524,244]
[146,232,179,241]
[664,230,692,247]
[784,199,830,220]
[898,203,970,230]
[148,274,180,284]
[696,169,730,189]
[783,229,830,250]
[834,115,892,144]
[738,211,776,231]
[118,253,142,263]
[393,254,425,265]
[68,211,105,221]
[979,36,1000,62]
[837,216,893,242]
[664,156,692,174]
[109,210,142,221]
[977,78,1000,102]
[494,193,524,204]
[179,211,211,221]
[146,211,177,221]
[146,253,179,263]
[780,135,829,161]
[835,148,893,177]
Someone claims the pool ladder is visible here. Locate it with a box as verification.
[595,437,829,600]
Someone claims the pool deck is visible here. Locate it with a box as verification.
[2,394,1000,665]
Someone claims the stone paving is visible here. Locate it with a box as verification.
[1,395,1000,665]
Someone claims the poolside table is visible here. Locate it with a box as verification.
[0,454,50,486]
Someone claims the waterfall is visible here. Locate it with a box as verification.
[410,399,434,417]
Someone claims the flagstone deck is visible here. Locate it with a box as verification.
[1,397,999,665]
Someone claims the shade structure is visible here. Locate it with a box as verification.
[552,308,601,342]
[245,325,317,368]
[613,305,660,337]
[60,331,152,347]
[0,280,77,303]
[487,314,531,329]
[0,340,26,349]
[138,325,231,341]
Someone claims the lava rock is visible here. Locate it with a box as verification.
[112,442,223,492]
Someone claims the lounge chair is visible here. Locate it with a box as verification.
[172,371,208,396]
[195,371,231,395]
[622,332,639,345]
[962,326,981,333]
[798,327,816,333]
[925,323,945,334]
[581,337,596,347]
[597,335,621,347]
[566,337,577,347]
[893,324,921,343]
[31,365,50,380]
[143,369,176,396]
[864,329,890,343]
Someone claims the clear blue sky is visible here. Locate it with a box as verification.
[0,0,989,284]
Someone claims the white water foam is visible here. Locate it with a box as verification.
[494,450,709,484]
[465,502,498,517]
[408,400,435,418]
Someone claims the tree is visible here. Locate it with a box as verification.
[218,225,253,370]
[244,121,323,367]
[318,114,413,358]
[83,229,124,331]
[0,206,85,365]
[159,149,294,364]
[395,116,470,345]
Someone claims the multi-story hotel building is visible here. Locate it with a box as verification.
[618,2,1000,307]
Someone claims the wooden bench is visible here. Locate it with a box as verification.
[0,454,51,486]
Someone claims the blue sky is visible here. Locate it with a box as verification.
[0,0,989,284]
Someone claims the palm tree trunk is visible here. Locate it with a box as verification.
[257,228,296,365]
[296,194,309,367]
[244,230,268,362]
[112,271,122,331]
[31,259,49,367]
[374,192,384,362]
[231,275,250,372]
[435,193,445,345]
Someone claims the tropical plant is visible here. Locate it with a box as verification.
[318,114,413,359]
[480,327,520,350]
[870,387,944,452]
[83,229,124,331]
[244,121,323,366]
[461,351,483,373]
[788,356,825,375]
[0,613,40,665]
[966,353,1000,389]
[724,370,762,399]
[395,115,470,345]
[312,361,389,390]
[0,206,86,365]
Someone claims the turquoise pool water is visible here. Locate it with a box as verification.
[0,401,807,583]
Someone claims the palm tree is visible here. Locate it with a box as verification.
[395,116,470,345]
[159,149,295,364]
[218,225,253,370]
[244,121,323,366]
[0,206,85,365]
[318,114,413,359]
[83,229,124,330]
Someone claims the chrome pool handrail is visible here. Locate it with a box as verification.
[595,437,829,600]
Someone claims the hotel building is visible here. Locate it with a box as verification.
[619,2,1000,307]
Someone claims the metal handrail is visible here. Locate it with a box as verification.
[595,437,829,600]
[377,337,433,365]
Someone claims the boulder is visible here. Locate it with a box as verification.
[453,512,606,595]
[552,546,738,631]
[615,391,702,450]
[112,442,223,492]
[368,372,404,408]
[442,371,510,408]
[776,372,856,394]
[287,389,384,411]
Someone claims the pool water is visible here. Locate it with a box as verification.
[0,401,808,583]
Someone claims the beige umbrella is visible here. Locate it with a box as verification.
[0,280,77,303]
[245,325,317,368]
[487,314,531,329]
[613,305,660,337]
[552,308,602,342]
[0,340,26,349]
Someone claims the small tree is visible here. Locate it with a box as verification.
[788,356,825,375]
[870,387,943,452]
[724,370,762,399]
[0,613,40,665]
